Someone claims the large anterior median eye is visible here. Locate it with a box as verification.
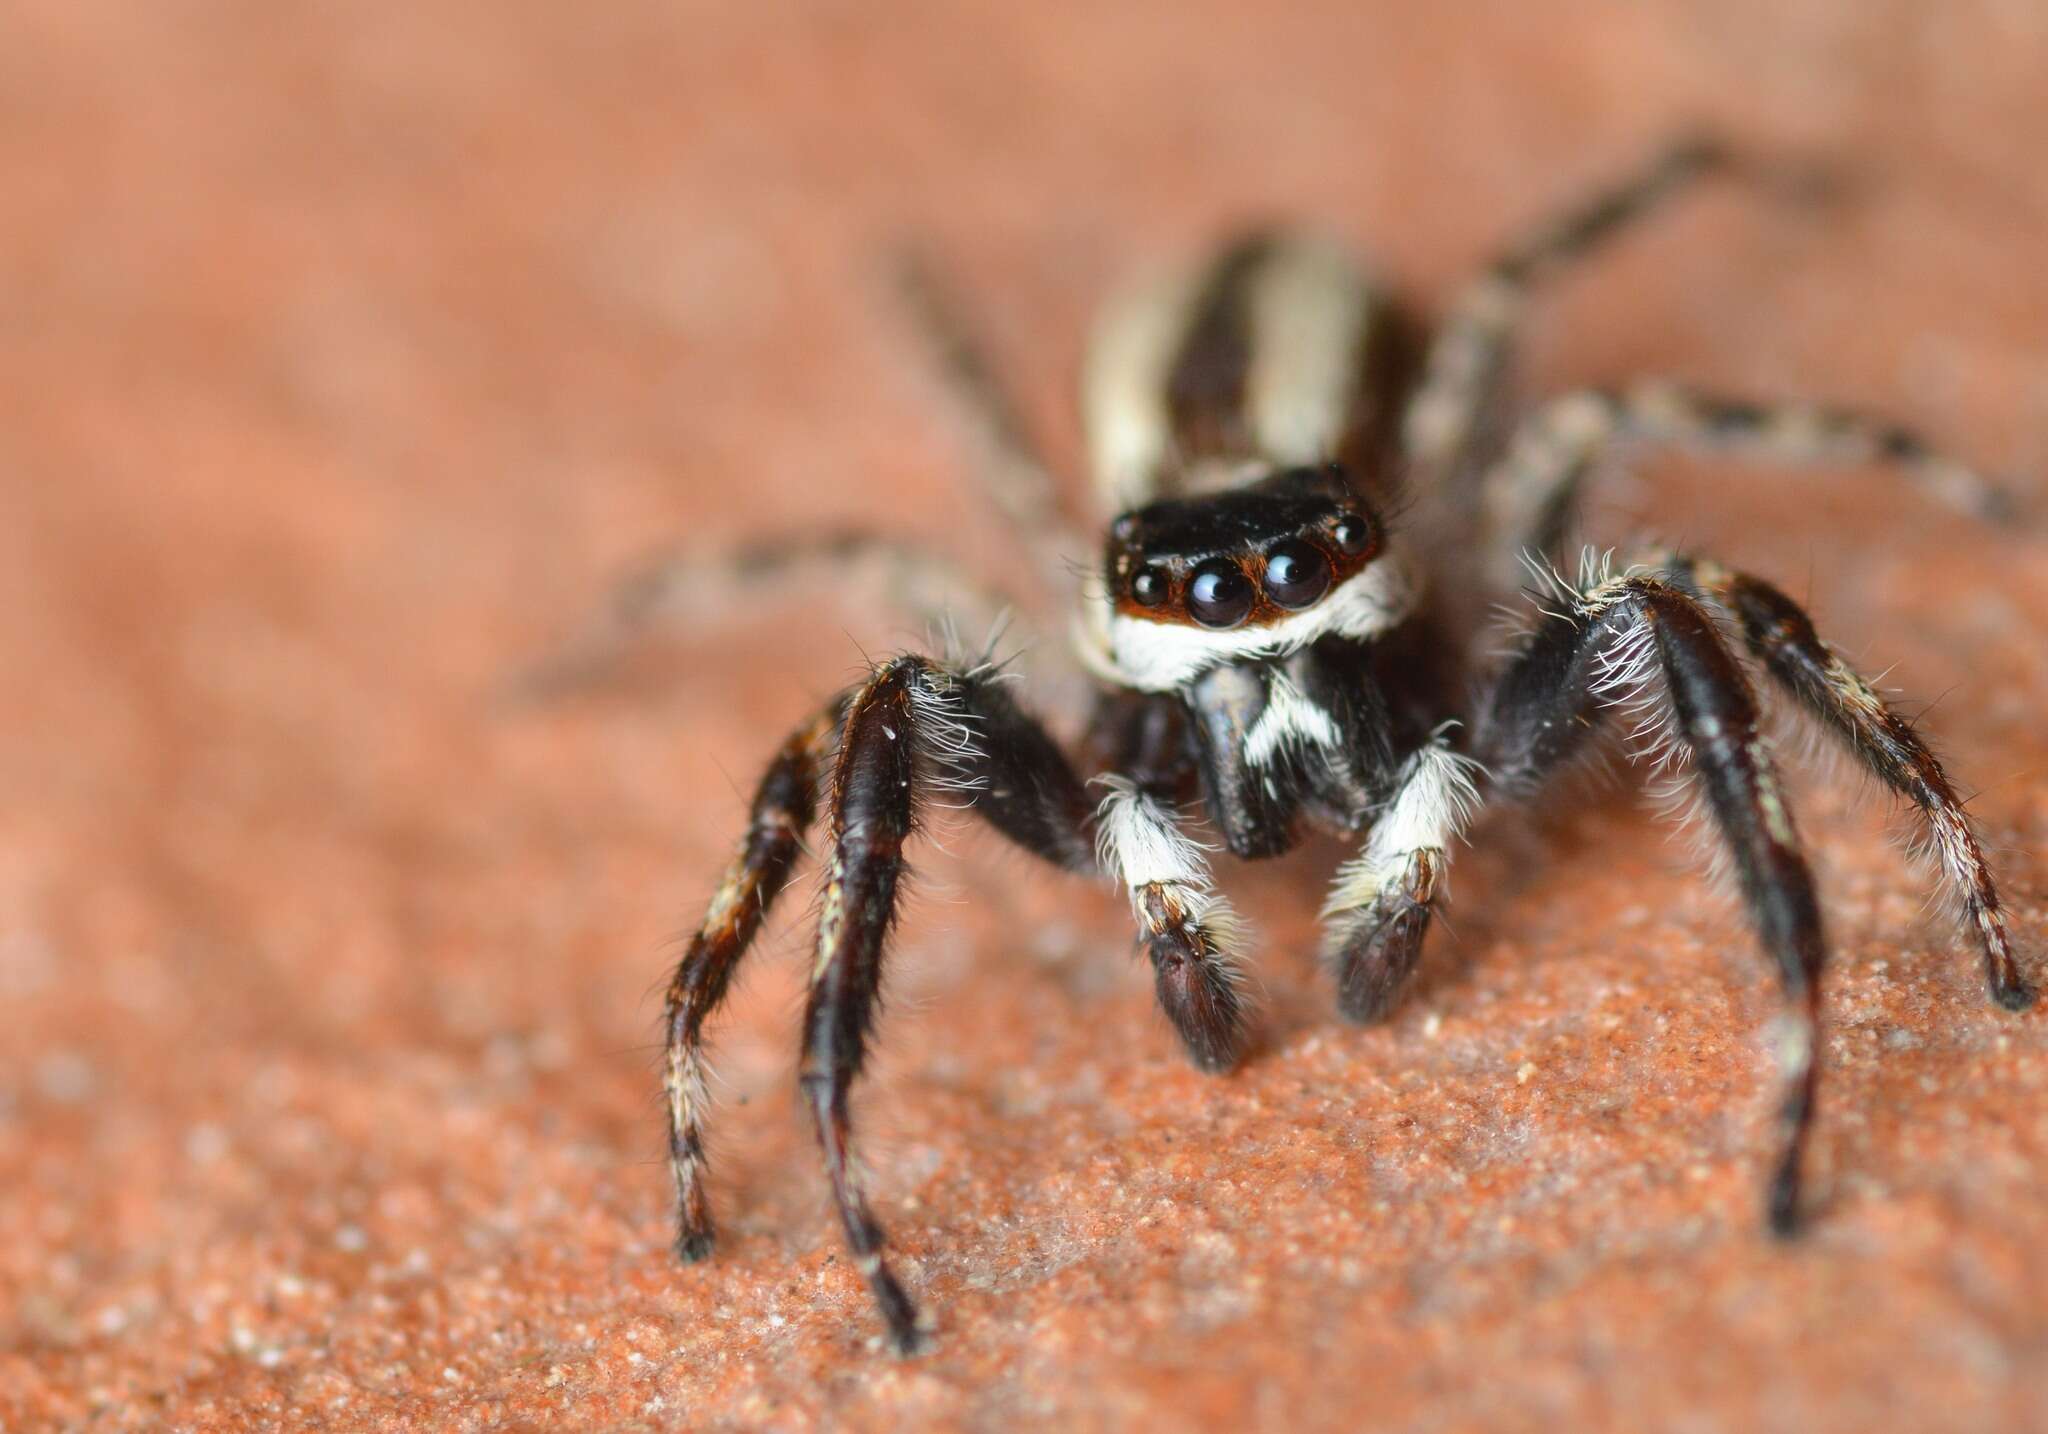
[1187,560,1255,628]
[1262,540,1331,609]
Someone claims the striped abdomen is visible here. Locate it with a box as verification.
[1082,230,1418,511]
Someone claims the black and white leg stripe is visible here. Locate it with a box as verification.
[1403,136,1730,477]
[1093,778,1253,1071]
[665,701,842,1264]
[1478,381,2019,589]
[1321,735,1483,1022]
[1668,554,2035,1011]
[658,652,1095,1355]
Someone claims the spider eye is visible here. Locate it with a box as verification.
[1331,514,1372,556]
[1129,566,1170,607]
[1262,540,1331,609]
[1187,560,1255,629]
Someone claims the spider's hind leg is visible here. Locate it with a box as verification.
[1404,134,1733,479]
[1667,554,2035,1010]
[518,250,1083,705]
[512,531,1024,700]
[1478,383,2019,592]
[1478,567,1828,1235]
[888,247,1091,597]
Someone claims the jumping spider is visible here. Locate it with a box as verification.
[595,138,2035,1353]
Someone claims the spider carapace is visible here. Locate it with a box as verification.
[639,138,2034,1353]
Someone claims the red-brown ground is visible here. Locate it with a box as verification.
[4,3,2047,1430]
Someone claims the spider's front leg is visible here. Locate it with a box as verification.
[1320,736,1484,1023]
[800,654,1094,1354]
[1476,569,1828,1235]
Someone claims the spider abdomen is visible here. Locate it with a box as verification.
[1083,229,1418,511]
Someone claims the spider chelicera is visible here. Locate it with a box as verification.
[550,137,2036,1353]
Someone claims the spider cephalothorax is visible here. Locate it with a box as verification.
[597,136,2036,1355]
[1093,463,1415,693]
[1107,463,1380,623]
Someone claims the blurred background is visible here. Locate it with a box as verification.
[4,2,2046,1428]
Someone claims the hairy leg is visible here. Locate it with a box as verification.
[665,649,1088,1297]
[1477,567,1827,1235]
[1665,553,2035,1010]
[797,654,1094,1352]
[665,701,843,1262]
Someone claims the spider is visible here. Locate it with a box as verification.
[574,137,2036,1354]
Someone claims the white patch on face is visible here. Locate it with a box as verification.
[1090,554,1420,694]
[1243,672,1342,769]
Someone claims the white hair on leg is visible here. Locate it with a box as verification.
[901,665,988,813]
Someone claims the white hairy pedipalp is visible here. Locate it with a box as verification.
[1322,738,1484,925]
[1092,778,1250,975]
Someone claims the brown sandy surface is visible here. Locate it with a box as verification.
[5,2,2048,1430]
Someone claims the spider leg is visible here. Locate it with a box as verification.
[667,648,1088,1280]
[888,247,1091,596]
[1403,135,1731,478]
[1666,554,2035,1010]
[1478,382,2018,589]
[800,654,1094,1354]
[1477,569,1827,1235]
[1092,778,1253,1071]
[510,530,1023,700]
[665,700,843,1263]
[1321,735,1484,1023]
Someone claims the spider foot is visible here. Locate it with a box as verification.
[1146,920,1251,1074]
[1991,970,2038,1013]
[1766,1160,1806,1241]
[1332,895,1431,1026]
[867,1260,930,1357]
